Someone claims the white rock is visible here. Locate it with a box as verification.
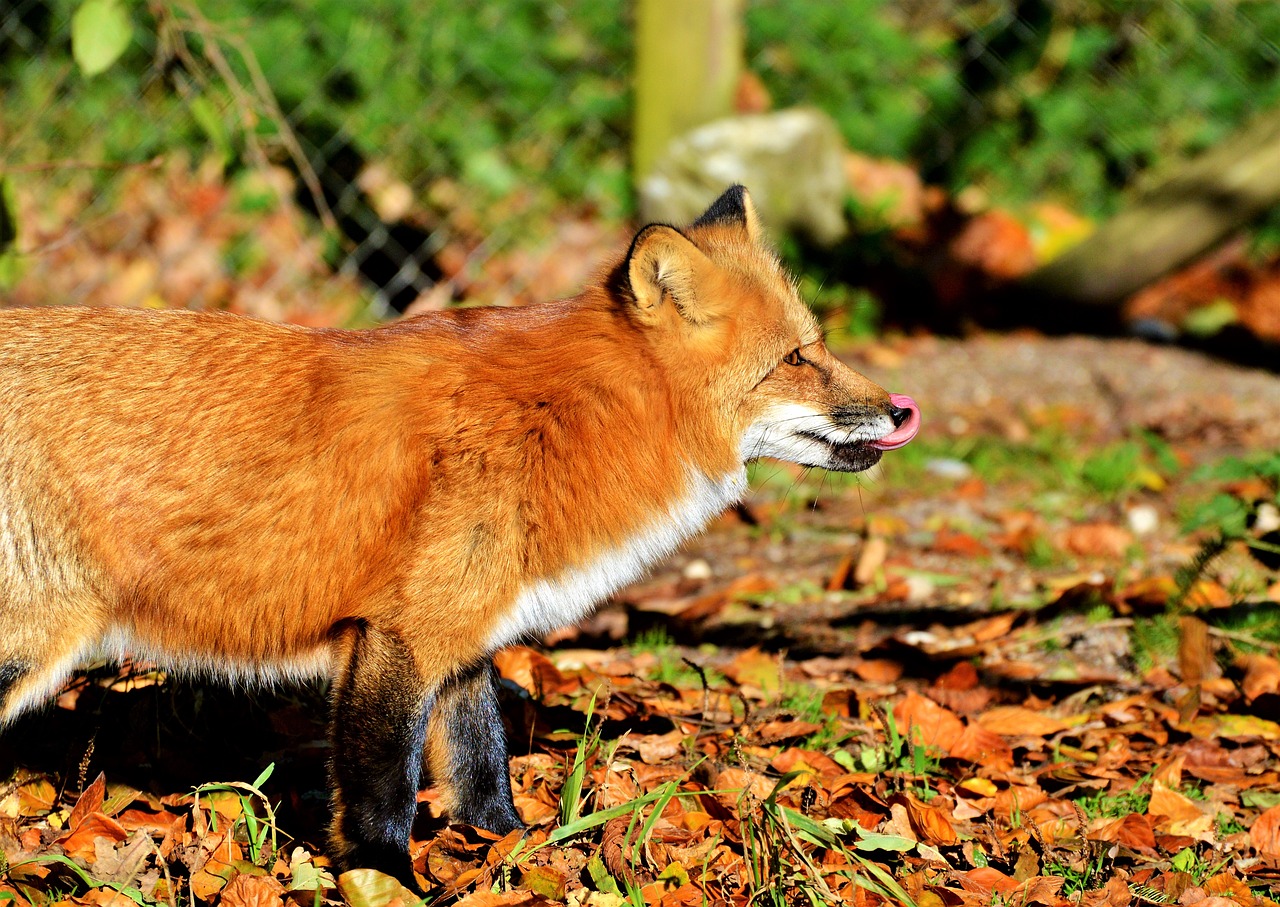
[682,558,713,581]
[926,458,973,480]
[1126,504,1160,536]
[1256,502,1280,534]
[639,109,849,246]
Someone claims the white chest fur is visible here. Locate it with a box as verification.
[486,467,746,651]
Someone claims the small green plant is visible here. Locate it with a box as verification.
[627,627,723,688]
[192,763,279,867]
[1045,846,1111,897]
[1215,811,1247,836]
[853,706,943,791]
[1072,773,1152,821]
[558,690,604,827]
[1131,614,1180,673]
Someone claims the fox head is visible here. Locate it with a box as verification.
[612,185,920,475]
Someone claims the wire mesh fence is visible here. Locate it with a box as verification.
[1,1,1278,324]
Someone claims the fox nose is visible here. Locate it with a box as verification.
[889,405,912,428]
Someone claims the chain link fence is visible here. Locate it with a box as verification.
[1,1,1278,324]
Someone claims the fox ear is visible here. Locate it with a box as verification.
[690,184,764,244]
[624,224,715,325]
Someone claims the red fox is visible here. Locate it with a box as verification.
[0,186,918,888]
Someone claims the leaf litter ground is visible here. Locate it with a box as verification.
[3,334,1280,907]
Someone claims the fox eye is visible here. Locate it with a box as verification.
[783,348,805,367]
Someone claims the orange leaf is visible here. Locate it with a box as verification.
[218,873,285,907]
[893,692,964,753]
[66,773,106,834]
[1251,803,1280,855]
[948,723,1014,771]
[977,706,1075,737]
[59,812,128,861]
[1240,653,1280,703]
[1146,781,1205,828]
[1090,813,1157,853]
[722,648,781,696]
[853,659,903,683]
[493,646,576,697]
[903,795,957,845]
[1060,523,1133,558]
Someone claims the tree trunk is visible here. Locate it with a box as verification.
[632,0,743,180]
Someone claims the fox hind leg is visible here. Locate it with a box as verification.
[428,657,523,835]
[328,623,433,892]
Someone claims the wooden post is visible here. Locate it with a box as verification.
[632,0,743,180]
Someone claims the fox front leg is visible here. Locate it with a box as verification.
[428,657,523,835]
[328,624,431,892]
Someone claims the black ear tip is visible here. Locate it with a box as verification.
[691,185,751,229]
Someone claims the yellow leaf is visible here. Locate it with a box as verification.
[959,778,998,798]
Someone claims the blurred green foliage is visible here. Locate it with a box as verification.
[3,1,1278,226]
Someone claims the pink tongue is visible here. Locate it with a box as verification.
[869,394,921,451]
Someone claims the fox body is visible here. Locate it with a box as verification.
[0,187,919,887]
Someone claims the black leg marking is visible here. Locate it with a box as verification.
[329,626,430,892]
[0,661,28,717]
[430,658,523,835]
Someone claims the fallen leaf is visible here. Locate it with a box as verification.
[948,722,1014,771]
[219,872,285,907]
[722,648,781,697]
[1090,813,1157,854]
[893,692,964,753]
[977,706,1076,736]
[902,795,957,845]
[337,869,420,907]
[59,812,128,861]
[521,864,567,901]
[494,647,576,697]
[66,773,106,833]
[854,537,888,586]
[1239,653,1280,703]
[755,719,823,744]
[1060,523,1133,558]
[1250,803,1280,855]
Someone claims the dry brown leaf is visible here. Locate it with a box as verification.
[1203,874,1255,901]
[954,866,1064,902]
[59,812,128,861]
[854,537,888,586]
[713,768,776,809]
[634,730,685,765]
[219,873,286,907]
[1090,813,1158,853]
[66,773,107,834]
[1239,653,1280,703]
[1146,781,1205,827]
[79,890,141,906]
[948,722,1014,771]
[721,648,781,697]
[1179,615,1217,683]
[853,659,903,683]
[1060,523,1133,558]
[977,705,1075,736]
[893,691,964,753]
[902,795,957,845]
[931,528,988,557]
[493,647,576,697]
[450,890,540,907]
[1250,803,1280,855]
[755,719,823,744]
